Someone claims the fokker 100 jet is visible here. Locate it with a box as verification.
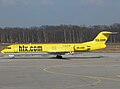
[1,31,113,58]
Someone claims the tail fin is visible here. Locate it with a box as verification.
[93,31,112,44]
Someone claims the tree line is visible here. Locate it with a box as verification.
[0,23,120,43]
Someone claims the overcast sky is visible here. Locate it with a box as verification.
[0,0,120,27]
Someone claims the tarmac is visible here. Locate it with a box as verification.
[0,53,120,89]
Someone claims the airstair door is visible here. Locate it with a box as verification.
[14,45,18,53]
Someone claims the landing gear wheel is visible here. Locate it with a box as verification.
[56,55,63,59]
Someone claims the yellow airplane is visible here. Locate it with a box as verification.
[1,31,112,58]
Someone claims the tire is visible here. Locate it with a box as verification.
[56,55,63,59]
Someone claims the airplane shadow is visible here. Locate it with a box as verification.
[1,56,107,60]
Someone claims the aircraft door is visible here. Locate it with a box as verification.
[14,45,18,53]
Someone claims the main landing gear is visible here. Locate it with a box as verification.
[56,55,63,59]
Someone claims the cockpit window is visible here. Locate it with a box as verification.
[6,47,11,49]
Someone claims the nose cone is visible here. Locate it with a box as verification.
[1,49,5,54]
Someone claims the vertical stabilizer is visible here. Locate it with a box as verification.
[93,31,112,44]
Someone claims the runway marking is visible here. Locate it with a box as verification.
[43,65,120,82]
[117,75,120,78]
[43,65,120,89]
[43,65,102,88]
